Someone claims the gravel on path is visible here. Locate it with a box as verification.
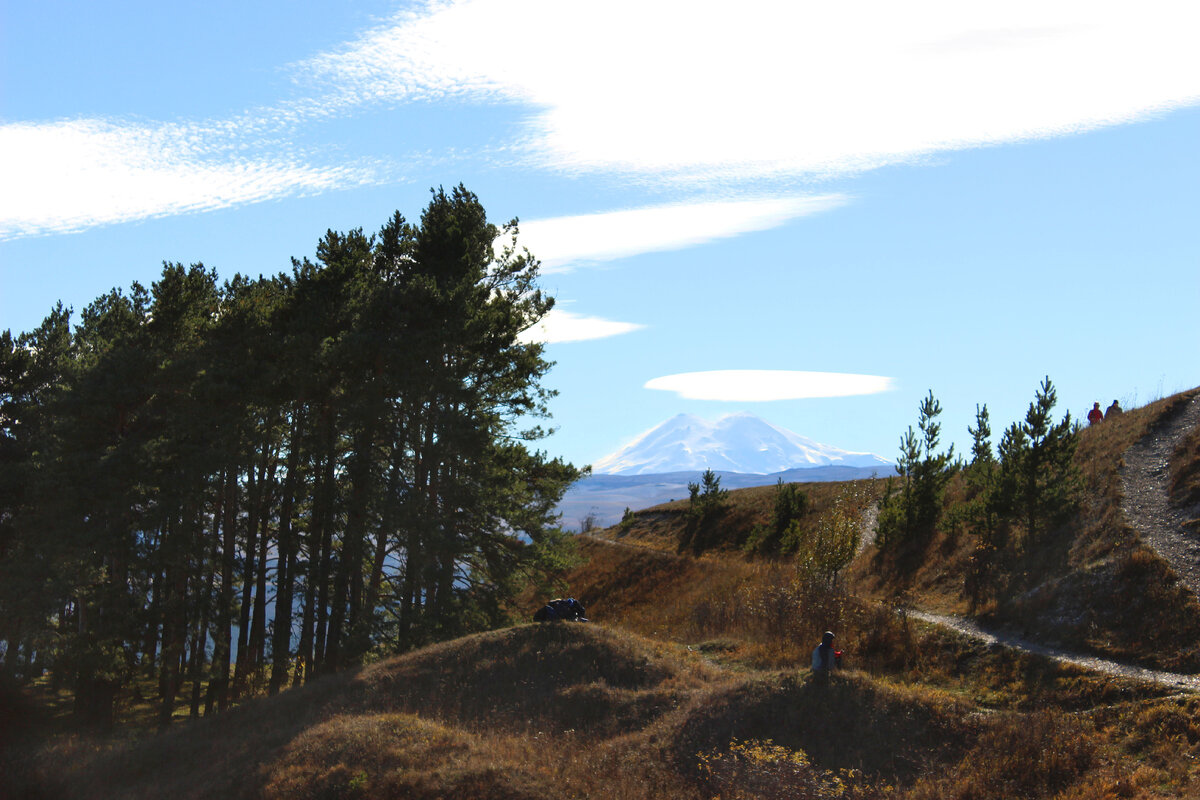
[895,396,1200,690]
[906,609,1200,692]
[1119,394,1200,596]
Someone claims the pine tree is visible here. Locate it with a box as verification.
[745,478,809,556]
[1017,377,1080,542]
[987,377,1079,547]
[877,391,956,548]
[0,186,580,719]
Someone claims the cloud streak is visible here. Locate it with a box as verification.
[302,0,1200,181]
[0,118,376,240]
[518,309,645,344]
[6,1,1198,239]
[645,370,896,402]
[517,195,847,273]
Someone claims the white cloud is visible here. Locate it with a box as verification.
[8,1,1198,239]
[303,0,1200,181]
[516,195,847,273]
[645,370,896,401]
[0,118,375,240]
[518,309,645,344]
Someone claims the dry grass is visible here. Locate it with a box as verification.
[605,479,888,556]
[560,537,894,671]
[904,709,1099,799]
[551,535,1172,714]
[835,388,1200,673]
[12,390,1200,799]
[10,600,1200,799]
[12,624,723,800]
[1170,412,1200,530]
[989,389,1200,671]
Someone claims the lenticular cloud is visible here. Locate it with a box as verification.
[516,195,847,273]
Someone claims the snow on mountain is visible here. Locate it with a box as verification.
[591,412,892,475]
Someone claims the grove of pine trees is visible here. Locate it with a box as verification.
[0,186,580,729]
[877,377,1082,602]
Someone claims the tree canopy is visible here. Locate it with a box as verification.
[0,186,580,728]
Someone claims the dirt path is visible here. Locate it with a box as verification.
[898,397,1200,691]
[857,503,879,553]
[1120,394,1200,596]
[906,609,1200,692]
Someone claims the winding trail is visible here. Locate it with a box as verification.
[906,610,1200,692]
[904,395,1200,691]
[1119,394,1200,596]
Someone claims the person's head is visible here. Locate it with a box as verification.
[822,631,834,645]
[1112,400,1120,406]
[1093,402,1100,409]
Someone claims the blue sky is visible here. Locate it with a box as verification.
[3,0,1198,471]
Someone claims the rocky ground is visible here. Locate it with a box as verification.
[1120,394,1200,595]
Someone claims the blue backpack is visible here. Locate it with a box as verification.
[534,597,587,622]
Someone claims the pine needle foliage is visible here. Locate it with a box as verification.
[877,391,956,549]
[680,469,730,553]
[744,479,810,556]
[0,186,581,727]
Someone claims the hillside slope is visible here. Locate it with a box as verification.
[12,387,1200,799]
[579,388,1200,673]
[14,624,992,800]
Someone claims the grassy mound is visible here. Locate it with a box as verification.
[15,624,715,800]
[672,672,973,783]
[354,622,704,737]
[19,620,1129,800]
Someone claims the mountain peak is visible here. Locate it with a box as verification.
[591,412,891,475]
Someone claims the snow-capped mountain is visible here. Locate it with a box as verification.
[591,412,892,475]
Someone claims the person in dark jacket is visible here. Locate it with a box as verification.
[811,631,839,684]
[1105,400,1123,420]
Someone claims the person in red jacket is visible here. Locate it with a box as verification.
[1087,402,1104,426]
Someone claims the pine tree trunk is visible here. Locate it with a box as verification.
[294,559,316,687]
[269,412,303,695]
[326,425,375,671]
[158,505,196,728]
[312,414,337,674]
[206,468,238,713]
[188,533,216,718]
[142,533,163,677]
[247,505,271,674]
[232,462,260,700]
[362,454,401,649]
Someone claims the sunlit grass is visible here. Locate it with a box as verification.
[9,388,1200,798]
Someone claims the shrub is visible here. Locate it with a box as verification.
[744,480,810,557]
[697,738,885,799]
[793,486,863,586]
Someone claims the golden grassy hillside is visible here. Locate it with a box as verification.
[8,387,1200,799]
[570,387,1200,673]
[14,619,1196,800]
